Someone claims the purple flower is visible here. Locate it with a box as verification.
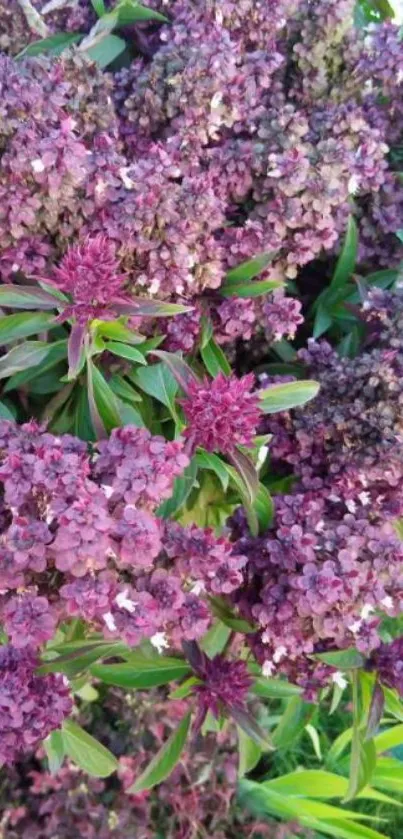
[2,592,57,649]
[102,588,160,647]
[190,651,252,729]
[50,235,127,325]
[0,645,72,765]
[372,637,403,697]
[115,507,162,570]
[94,426,189,507]
[60,572,118,623]
[51,489,113,577]
[181,373,261,454]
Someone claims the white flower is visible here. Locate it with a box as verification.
[381,595,394,610]
[332,671,348,690]
[358,492,371,506]
[150,632,169,654]
[190,580,206,596]
[262,660,275,677]
[103,612,117,632]
[348,174,360,196]
[115,590,136,613]
[361,603,375,620]
[101,484,114,499]
[210,91,223,110]
[346,499,357,514]
[273,645,287,664]
[349,619,362,634]
[119,167,134,190]
[31,159,45,173]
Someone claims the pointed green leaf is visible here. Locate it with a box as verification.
[314,649,365,670]
[225,252,278,285]
[87,361,122,436]
[43,729,65,775]
[330,216,358,291]
[259,380,320,414]
[272,697,314,749]
[91,657,191,689]
[16,32,83,59]
[115,0,169,23]
[0,312,56,345]
[238,727,262,777]
[200,338,232,377]
[62,720,118,778]
[0,341,55,380]
[132,362,179,414]
[104,341,146,365]
[220,279,284,298]
[156,457,198,519]
[85,34,126,68]
[127,712,191,793]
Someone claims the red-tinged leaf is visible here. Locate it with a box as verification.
[114,300,192,318]
[0,285,60,310]
[230,705,273,750]
[228,448,259,504]
[366,682,385,741]
[151,350,199,395]
[67,323,86,380]
[182,640,207,677]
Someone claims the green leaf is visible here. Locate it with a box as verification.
[272,697,314,749]
[330,216,358,291]
[93,320,144,344]
[91,0,106,14]
[228,448,259,504]
[169,676,201,700]
[0,401,15,421]
[251,676,303,699]
[262,769,400,807]
[373,756,403,793]
[62,720,118,778]
[132,362,178,415]
[383,686,403,722]
[104,341,146,365]
[225,252,277,285]
[3,341,67,392]
[0,341,55,380]
[16,32,83,59]
[314,649,365,670]
[38,641,126,678]
[344,673,377,802]
[374,723,403,753]
[237,728,262,777]
[0,311,56,345]
[220,279,284,298]
[194,450,229,491]
[108,374,142,404]
[115,0,169,23]
[127,712,191,793]
[87,361,122,436]
[91,656,191,689]
[0,285,61,309]
[156,457,198,519]
[313,303,335,339]
[43,730,65,775]
[85,34,127,68]
[305,724,323,760]
[201,338,232,377]
[253,482,274,533]
[201,621,231,657]
[259,380,320,414]
[209,596,256,634]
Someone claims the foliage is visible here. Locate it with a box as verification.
[0,0,402,837]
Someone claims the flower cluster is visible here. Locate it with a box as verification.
[231,289,403,688]
[371,637,403,698]
[0,420,248,717]
[181,372,262,455]
[1,2,400,346]
[0,645,72,765]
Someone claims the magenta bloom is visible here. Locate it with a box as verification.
[3,592,57,649]
[189,651,252,729]
[51,235,126,325]
[181,372,261,454]
[0,645,72,765]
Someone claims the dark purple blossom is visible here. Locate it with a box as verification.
[190,651,252,729]
[372,637,403,697]
[0,645,72,765]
